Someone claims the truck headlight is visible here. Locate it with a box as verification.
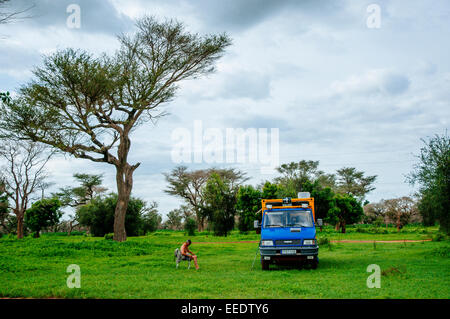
[303,239,316,245]
[261,240,274,246]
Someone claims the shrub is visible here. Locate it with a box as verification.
[432,232,447,242]
[77,194,161,237]
[184,218,197,236]
[318,237,329,246]
[104,233,114,240]
[25,198,62,238]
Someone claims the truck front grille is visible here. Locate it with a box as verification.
[275,240,301,245]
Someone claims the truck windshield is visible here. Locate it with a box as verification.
[263,210,313,228]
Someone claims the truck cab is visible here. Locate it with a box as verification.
[256,192,321,270]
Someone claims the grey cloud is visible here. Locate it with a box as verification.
[220,72,271,100]
[381,73,410,95]
[10,0,133,35]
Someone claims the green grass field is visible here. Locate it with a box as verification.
[0,226,449,299]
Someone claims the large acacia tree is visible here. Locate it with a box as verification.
[0,17,231,241]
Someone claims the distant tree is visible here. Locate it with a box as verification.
[384,197,419,231]
[54,173,107,235]
[261,181,279,199]
[275,160,335,195]
[184,217,197,236]
[0,17,231,242]
[141,201,161,234]
[165,208,184,230]
[202,173,237,236]
[164,167,210,231]
[25,198,62,237]
[164,166,246,231]
[0,181,13,233]
[236,185,262,231]
[302,180,336,221]
[327,194,363,233]
[0,141,53,238]
[336,167,377,201]
[408,133,449,234]
[416,189,437,226]
[77,193,159,237]
[363,201,387,224]
[56,173,107,208]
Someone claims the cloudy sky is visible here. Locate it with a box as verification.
[1,0,449,219]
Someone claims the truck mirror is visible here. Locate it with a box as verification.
[317,219,323,227]
[254,220,260,229]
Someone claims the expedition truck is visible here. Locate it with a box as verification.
[254,192,323,270]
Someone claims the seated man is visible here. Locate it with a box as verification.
[180,239,199,270]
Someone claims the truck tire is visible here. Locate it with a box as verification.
[310,256,319,269]
[261,259,270,270]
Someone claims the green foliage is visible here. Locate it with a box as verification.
[432,232,447,242]
[77,194,160,237]
[184,217,197,236]
[327,194,363,233]
[261,181,279,199]
[24,198,62,237]
[141,201,162,234]
[55,173,106,207]
[318,237,329,245]
[104,233,114,240]
[236,185,261,231]
[335,167,377,201]
[409,133,449,234]
[202,173,236,236]
[0,91,11,104]
[165,208,184,230]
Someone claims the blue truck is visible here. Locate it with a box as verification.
[254,193,322,270]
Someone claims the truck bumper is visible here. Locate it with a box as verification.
[259,245,318,262]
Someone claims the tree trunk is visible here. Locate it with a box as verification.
[113,164,133,242]
[396,214,401,232]
[341,220,346,233]
[335,221,340,232]
[17,213,24,239]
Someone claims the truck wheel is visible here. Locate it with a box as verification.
[261,259,270,270]
[310,257,319,269]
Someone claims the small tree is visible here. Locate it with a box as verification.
[336,167,377,201]
[25,198,62,237]
[164,166,246,231]
[408,133,449,234]
[184,217,197,236]
[385,197,418,231]
[141,201,161,234]
[165,208,184,230]
[363,201,387,224]
[261,181,279,199]
[327,194,363,233]
[0,141,53,238]
[202,173,237,236]
[77,193,155,237]
[236,185,261,231]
